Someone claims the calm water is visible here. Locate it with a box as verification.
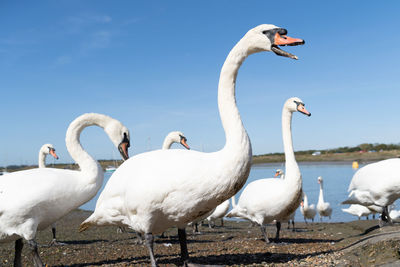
[81,162,395,222]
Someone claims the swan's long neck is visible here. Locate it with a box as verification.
[282,108,301,186]
[38,151,46,168]
[162,137,173,150]
[304,193,309,207]
[218,40,251,152]
[216,38,252,197]
[65,114,107,184]
[319,182,324,202]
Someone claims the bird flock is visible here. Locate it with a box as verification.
[1,24,399,267]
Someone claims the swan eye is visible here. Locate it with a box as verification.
[278,28,287,35]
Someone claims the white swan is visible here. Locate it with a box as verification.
[300,192,316,223]
[38,144,63,245]
[207,199,230,228]
[0,113,130,267]
[226,97,311,243]
[80,24,304,266]
[162,131,190,150]
[342,204,372,220]
[38,144,59,168]
[316,176,332,221]
[342,159,400,224]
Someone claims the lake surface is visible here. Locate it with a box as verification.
[81,162,395,222]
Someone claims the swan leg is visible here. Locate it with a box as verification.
[178,228,189,265]
[14,238,23,267]
[259,225,270,243]
[145,233,157,267]
[291,220,295,232]
[221,218,224,227]
[135,232,144,244]
[192,222,201,234]
[49,226,66,246]
[275,221,281,242]
[27,239,44,267]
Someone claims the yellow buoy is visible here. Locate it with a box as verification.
[352,161,359,169]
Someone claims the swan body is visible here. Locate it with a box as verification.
[342,204,372,219]
[207,199,230,227]
[226,97,311,242]
[80,24,304,266]
[342,159,400,207]
[274,169,296,230]
[300,192,316,223]
[317,176,332,220]
[0,113,130,266]
[389,208,400,222]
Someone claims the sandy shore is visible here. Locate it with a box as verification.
[1,209,400,266]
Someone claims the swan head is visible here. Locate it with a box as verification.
[285,97,311,116]
[274,169,284,177]
[104,121,131,161]
[40,144,59,160]
[243,24,305,59]
[167,131,190,150]
[317,176,323,184]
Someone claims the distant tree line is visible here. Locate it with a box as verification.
[255,143,400,157]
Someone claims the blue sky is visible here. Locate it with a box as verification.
[1,1,400,165]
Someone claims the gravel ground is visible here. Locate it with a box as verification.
[1,210,400,266]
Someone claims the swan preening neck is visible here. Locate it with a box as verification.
[65,113,130,182]
[38,144,58,168]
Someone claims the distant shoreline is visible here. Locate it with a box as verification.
[2,150,400,173]
[252,149,400,165]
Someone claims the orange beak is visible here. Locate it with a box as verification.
[180,139,190,150]
[274,172,279,177]
[274,33,305,46]
[49,149,59,160]
[271,32,305,60]
[118,142,130,161]
[297,105,311,117]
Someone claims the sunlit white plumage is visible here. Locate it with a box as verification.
[342,159,400,207]
[0,113,130,267]
[80,24,304,266]
[342,204,371,220]
[226,97,311,242]
[207,199,230,227]
[300,192,316,223]
[317,176,332,220]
